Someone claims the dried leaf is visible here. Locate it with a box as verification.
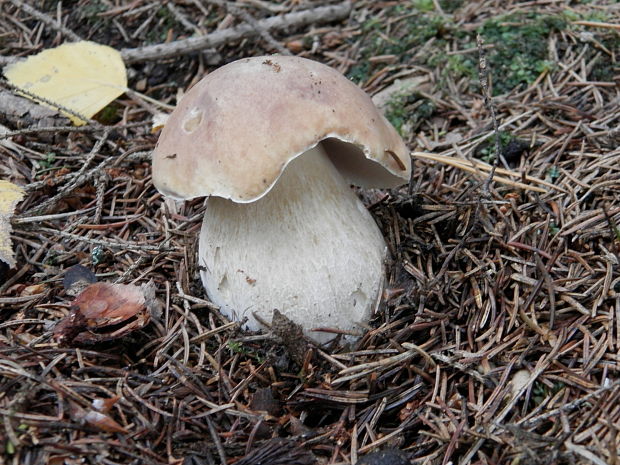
[83,410,128,433]
[0,180,25,268]
[92,395,121,413]
[54,282,151,345]
[24,284,45,295]
[3,41,127,125]
[75,282,144,322]
[70,401,128,433]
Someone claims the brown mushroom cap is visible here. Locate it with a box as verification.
[152,56,410,202]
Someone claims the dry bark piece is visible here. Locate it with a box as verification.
[54,282,152,345]
[271,309,308,365]
[249,387,280,439]
[250,387,281,416]
[0,90,67,128]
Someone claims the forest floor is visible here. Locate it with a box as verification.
[1,1,619,464]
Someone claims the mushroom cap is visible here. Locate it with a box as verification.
[152,56,410,202]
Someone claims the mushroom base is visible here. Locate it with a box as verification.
[198,144,387,344]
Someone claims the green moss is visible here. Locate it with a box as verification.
[586,35,619,82]
[348,7,577,96]
[443,53,477,80]
[385,92,436,137]
[348,61,372,84]
[439,0,465,13]
[95,103,121,125]
[413,0,464,13]
[347,4,450,83]
[532,380,565,406]
[76,0,107,29]
[478,12,566,94]
[413,0,435,12]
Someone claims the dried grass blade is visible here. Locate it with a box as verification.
[411,152,561,193]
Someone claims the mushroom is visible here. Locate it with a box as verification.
[152,56,410,343]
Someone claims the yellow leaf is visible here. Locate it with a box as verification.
[3,41,127,126]
[0,180,25,268]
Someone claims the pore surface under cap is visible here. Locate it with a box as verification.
[152,56,410,202]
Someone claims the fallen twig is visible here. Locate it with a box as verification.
[120,2,352,63]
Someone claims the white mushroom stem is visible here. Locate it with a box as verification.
[199,144,387,344]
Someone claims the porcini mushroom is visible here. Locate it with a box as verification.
[152,56,410,343]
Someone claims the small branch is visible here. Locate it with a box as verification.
[205,0,292,55]
[120,2,352,63]
[476,33,502,196]
[2,80,98,128]
[20,129,111,216]
[39,229,174,252]
[0,90,64,128]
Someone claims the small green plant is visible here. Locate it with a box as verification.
[39,152,56,170]
[5,440,15,455]
[445,54,476,78]
[532,380,565,406]
[227,340,247,354]
[91,246,107,266]
[476,131,515,163]
[413,0,464,13]
[226,340,266,363]
[439,0,465,13]
[547,166,560,182]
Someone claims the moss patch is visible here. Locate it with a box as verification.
[348,7,574,97]
[385,92,436,137]
[478,13,567,94]
[347,4,452,83]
